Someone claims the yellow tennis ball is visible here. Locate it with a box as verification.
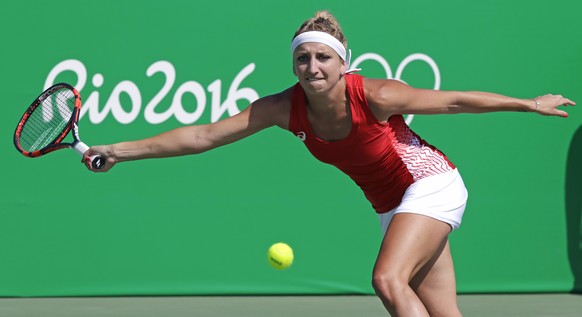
[268,242,294,270]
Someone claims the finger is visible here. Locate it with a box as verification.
[554,109,569,118]
[81,151,92,165]
[85,147,96,156]
[82,156,93,170]
[562,98,576,106]
[82,154,104,172]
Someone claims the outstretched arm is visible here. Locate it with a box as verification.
[364,78,576,120]
[83,90,291,172]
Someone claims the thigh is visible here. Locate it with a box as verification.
[374,212,452,281]
[410,239,462,317]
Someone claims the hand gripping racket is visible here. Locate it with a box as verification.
[13,83,104,169]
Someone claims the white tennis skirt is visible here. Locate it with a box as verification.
[378,168,468,234]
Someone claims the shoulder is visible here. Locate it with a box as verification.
[362,77,412,119]
[248,86,293,130]
[363,77,411,102]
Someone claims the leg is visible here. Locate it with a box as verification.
[410,239,462,317]
[372,213,455,317]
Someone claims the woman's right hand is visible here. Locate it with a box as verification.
[82,145,116,172]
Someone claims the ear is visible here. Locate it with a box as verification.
[340,61,348,75]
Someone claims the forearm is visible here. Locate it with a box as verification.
[83,92,289,172]
[450,91,536,113]
[369,80,546,116]
[109,125,212,163]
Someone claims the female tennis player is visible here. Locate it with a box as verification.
[83,11,575,317]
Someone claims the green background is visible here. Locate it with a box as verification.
[1,0,581,296]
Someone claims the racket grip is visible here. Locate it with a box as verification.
[74,142,90,155]
[90,155,105,170]
[74,142,105,170]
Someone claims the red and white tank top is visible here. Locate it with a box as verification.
[288,74,456,213]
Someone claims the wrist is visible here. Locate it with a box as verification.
[531,98,540,112]
[108,144,121,163]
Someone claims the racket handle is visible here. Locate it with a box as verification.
[74,142,106,170]
[74,142,90,155]
[90,155,105,170]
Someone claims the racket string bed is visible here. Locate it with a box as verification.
[19,89,75,152]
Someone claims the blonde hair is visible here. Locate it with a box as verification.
[293,11,347,49]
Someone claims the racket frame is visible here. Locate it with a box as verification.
[14,83,103,169]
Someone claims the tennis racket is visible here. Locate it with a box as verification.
[13,83,104,169]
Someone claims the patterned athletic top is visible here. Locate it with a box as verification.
[288,74,455,213]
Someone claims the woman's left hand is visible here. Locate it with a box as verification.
[532,94,576,117]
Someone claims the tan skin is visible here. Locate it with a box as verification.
[84,42,575,317]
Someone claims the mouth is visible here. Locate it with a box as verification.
[306,77,324,82]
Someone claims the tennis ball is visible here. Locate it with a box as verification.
[268,242,294,270]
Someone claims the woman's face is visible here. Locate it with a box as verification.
[292,42,346,94]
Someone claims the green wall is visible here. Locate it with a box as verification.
[1,0,581,296]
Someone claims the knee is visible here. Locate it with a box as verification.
[371,270,408,303]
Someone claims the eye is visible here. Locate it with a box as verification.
[296,55,308,63]
[317,53,331,61]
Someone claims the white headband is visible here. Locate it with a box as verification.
[291,31,347,61]
[291,31,353,70]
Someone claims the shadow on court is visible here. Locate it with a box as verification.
[566,124,582,293]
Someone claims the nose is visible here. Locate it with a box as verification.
[307,57,319,75]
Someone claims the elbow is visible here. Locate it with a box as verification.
[155,129,211,157]
[187,128,218,155]
[446,103,484,114]
[447,104,465,114]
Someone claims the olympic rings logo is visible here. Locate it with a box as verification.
[351,53,441,125]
